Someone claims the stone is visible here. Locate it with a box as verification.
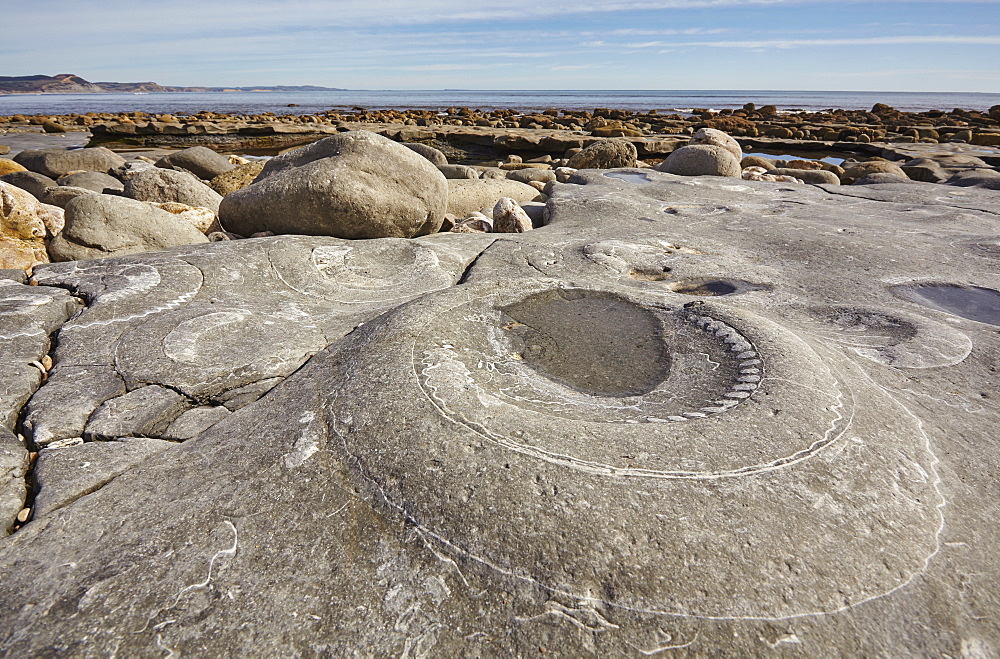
[0,427,28,535]
[402,142,449,166]
[492,197,532,233]
[0,169,998,656]
[945,169,1000,190]
[506,168,557,184]
[219,132,448,239]
[22,367,126,448]
[208,160,265,195]
[450,215,493,233]
[0,159,27,176]
[110,159,156,181]
[655,144,742,177]
[162,406,231,441]
[853,172,913,185]
[41,120,68,133]
[39,204,65,238]
[689,127,742,160]
[123,167,224,212]
[768,168,841,185]
[32,438,176,518]
[56,171,125,194]
[48,194,210,262]
[148,202,219,234]
[901,159,948,183]
[0,182,49,270]
[83,385,190,441]
[841,161,908,184]
[0,171,58,200]
[566,139,638,169]
[155,146,236,180]
[446,178,542,217]
[40,184,98,209]
[437,164,479,179]
[13,147,125,179]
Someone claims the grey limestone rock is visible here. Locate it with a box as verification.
[155,146,236,180]
[0,427,28,534]
[40,184,97,208]
[83,385,190,441]
[48,194,210,262]
[437,164,479,179]
[656,144,742,177]
[0,169,998,656]
[123,166,224,212]
[32,437,176,517]
[13,147,125,179]
[162,406,231,441]
[219,132,448,239]
[689,126,743,160]
[566,138,638,169]
[768,167,841,185]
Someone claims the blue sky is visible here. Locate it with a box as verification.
[3,0,999,91]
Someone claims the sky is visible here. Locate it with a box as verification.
[2,0,999,91]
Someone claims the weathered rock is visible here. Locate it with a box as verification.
[768,168,841,185]
[566,139,638,169]
[155,146,236,180]
[446,178,542,217]
[853,172,913,185]
[655,144,742,177]
[13,147,125,179]
[148,202,219,234]
[437,164,479,179]
[0,169,998,656]
[56,171,125,194]
[0,182,49,270]
[0,170,58,200]
[83,385,190,441]
[841,161,908,184]
[110,159,156,181]
[901,158,949,183]
[0,427,28,534]
[40,184,98,209]
[162,406,231,441]
[123,167,224,212]
[41,119,67,134]
[220,132,448,239]
[208,160,265,195]
[32,438,176,517]
[492,197,533,233]
[506,168,557,184]
[945,168,1000,190]
[48,194,210,262]
[689,127,742,160]
[402,142,449,166]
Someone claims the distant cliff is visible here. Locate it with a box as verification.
[0,74,345,94]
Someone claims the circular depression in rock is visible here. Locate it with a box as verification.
[501,289,670,397]
[892,282,1000,327]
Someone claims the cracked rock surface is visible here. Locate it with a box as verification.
[0,172,998,656]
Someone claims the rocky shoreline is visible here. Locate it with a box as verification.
[1,106,999,655]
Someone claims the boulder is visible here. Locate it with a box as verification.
[208,160,265,195]
[40,185,98,209]
[219,132,448,239]
[900,159,948,183]
[446,179,543,217]
[156,146,236,180]
[402,142,449,166]
[123,167,223,212]
[689,127,742,160]
[41,120,67,133]
[945,169,1000,190]
[655,144,742,177]
[437,164,479,179]
[0,171,58,200]
[566,139,638,169]
[56,171,125,194]
[768,168,841,185]
[0,182,49,270]
[741,155,777,169]
[492,197,532,233]
[0,159,26,177]
[506,168,557,184]
[48,194,209,261]
[853,172,913,185]
[148,202,219,234]
[841,161,907,184]
[13,147,125,179]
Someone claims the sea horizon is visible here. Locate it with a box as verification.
[2,88,999,117]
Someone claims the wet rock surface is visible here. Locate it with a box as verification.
[0,167,998,656]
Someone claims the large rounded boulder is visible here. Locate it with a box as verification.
[655,144,742,177]
[155,146,236,180]
[219,131,448,239]
[689,127,743,160]
[13,147,125,179]
[48,194,209,262]
[123,167,224,212]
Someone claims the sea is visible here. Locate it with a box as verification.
[2,90,999,116]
